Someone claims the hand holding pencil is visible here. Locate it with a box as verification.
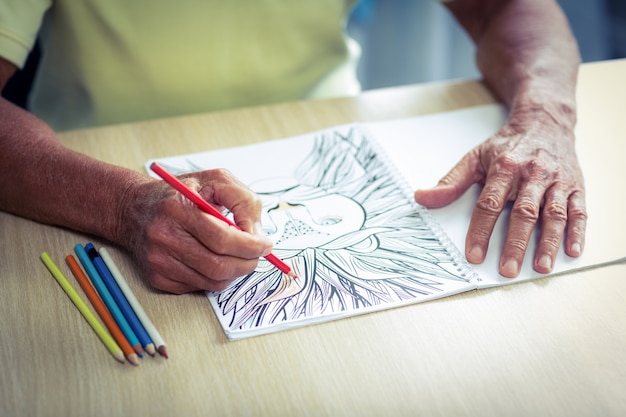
[128,164,278,294]
[150,162,297,279]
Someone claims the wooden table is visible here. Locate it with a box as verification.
[1,59,625,417]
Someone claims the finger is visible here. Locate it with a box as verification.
[150,273,197,294]
[142,215,261,291]
[170,220,262,279]
[174,172,272,255]
[465,174,513,265]
[146,229,258,292]
[565,190,587,257]
[414,150,483,208]
[498,180,547,277]
[149,254,241,294]
[533,186,568,274]
[201,168,265,234]
[188,211,272,259]
[180,244,260,285]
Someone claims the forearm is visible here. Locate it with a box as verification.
[0,97,151,247]
[447,0,580,128]
[417,1,587,276]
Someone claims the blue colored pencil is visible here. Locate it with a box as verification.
[99,247,169,358]
[74,244,144,357]
[85,243,155,356]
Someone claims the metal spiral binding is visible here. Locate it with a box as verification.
[357,124,481,283]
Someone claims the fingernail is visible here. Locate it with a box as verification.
[467,245,484,263]
[570,243,582,256]
[537,254,552,272]
[501,258,519,277]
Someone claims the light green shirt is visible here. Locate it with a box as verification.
[0,0,360,131]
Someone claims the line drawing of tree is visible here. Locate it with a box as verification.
[206,127,474,334]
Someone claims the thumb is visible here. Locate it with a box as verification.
[414,151,481,208]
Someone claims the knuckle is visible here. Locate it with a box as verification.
[476,191,505,214]
[524,158,550,179]
[568,205,588,222]
[512,198,540,222]
[543,201,568,223]
[492,153,526,179]
[211,167,236,183]
[494,153,519,171]
[493,151,554,182]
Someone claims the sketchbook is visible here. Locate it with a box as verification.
[146,104,625,340]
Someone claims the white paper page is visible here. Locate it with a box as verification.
[148,126,477,339]
[366,104,626,287]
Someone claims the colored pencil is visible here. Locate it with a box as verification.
[150,162,297,278]
[40,252,125,364]
[74,244,145,357]
[65,254,140,366]
[99,247,169,359]
[85,243,156,356]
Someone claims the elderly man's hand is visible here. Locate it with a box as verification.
[414,104,587,277]
[121,168,273,294]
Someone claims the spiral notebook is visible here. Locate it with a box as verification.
[146,104,625,340]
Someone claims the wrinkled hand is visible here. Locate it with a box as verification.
[414,107,587,277]
[122,169,273,294]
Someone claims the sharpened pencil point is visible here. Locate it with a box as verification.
[133,344,145,357]
[287,270,298,279]
[157,345,169,359]
[114,351,126,364]
[145,343,156,356]
[128,353,140,366]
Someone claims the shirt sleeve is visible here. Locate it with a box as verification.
[0,0,51,67]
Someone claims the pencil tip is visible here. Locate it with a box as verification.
[133,345,145,357]
[128,354,140,366]
[145,344,156,356]
[287,270,298,279]
[158,345,169,359]
[114,351,126,363]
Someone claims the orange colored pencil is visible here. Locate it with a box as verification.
[66,255,140,366]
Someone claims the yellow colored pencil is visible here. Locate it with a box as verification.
[40,252,125,364]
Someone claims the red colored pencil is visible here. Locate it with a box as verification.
[150,162,297,278]
[66,255,140,366]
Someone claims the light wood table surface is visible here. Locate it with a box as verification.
[1,59,625,417]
